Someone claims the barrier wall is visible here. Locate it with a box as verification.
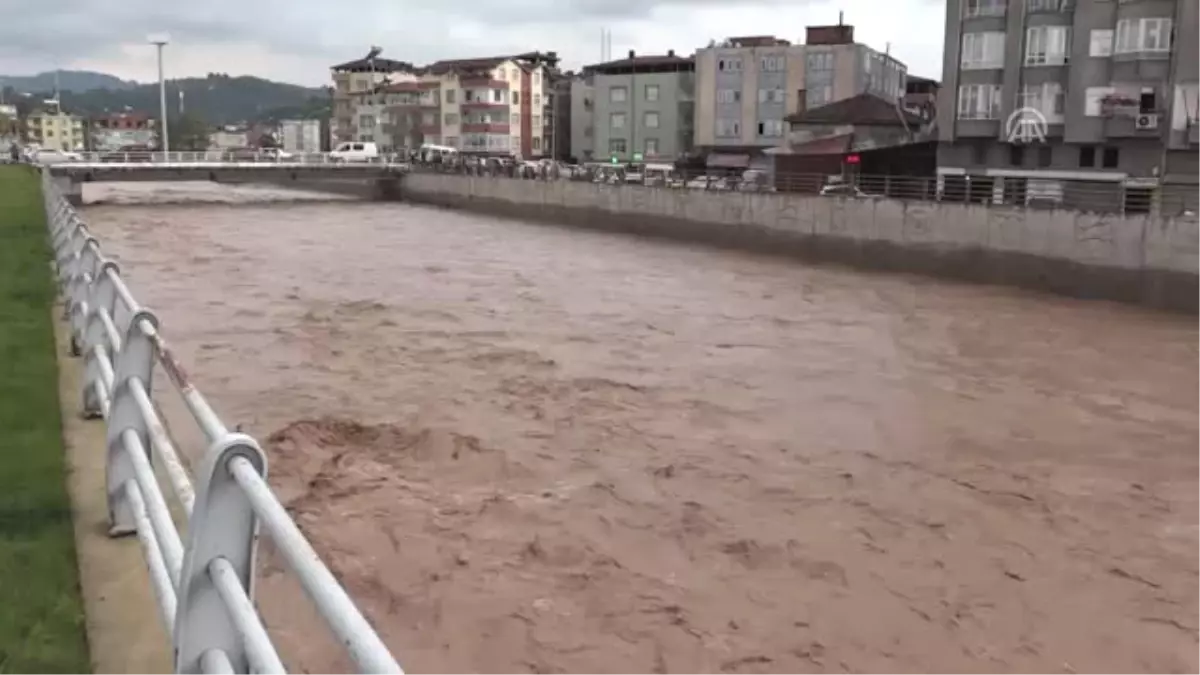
[401,173,1198,312]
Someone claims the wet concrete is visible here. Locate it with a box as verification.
[83,182,1198,673]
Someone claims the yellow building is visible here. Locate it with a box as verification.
[27,110,87,151]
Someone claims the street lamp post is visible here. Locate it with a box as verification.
[149,35,170,153]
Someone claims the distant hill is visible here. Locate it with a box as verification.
[1,73,330,126]
[0,70,138,93]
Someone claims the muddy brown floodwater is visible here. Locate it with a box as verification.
[83,182,1198,673]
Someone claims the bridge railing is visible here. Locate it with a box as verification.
[41,167,403,674]
[65,151,402,166]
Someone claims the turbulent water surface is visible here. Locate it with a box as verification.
[83,182,1199,673]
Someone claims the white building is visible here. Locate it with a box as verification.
[280,119,322,153]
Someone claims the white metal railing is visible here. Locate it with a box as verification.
[41,167,403,674]
[44,151,407,168]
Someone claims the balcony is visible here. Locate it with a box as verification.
[462,122,510,133]
[459,78,509,89]
[461,99,508,109]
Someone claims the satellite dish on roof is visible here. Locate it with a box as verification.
[366,46,383,60]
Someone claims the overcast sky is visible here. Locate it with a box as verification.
[0,0,945,87]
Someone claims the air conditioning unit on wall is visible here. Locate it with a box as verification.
[1135,114,1160,130]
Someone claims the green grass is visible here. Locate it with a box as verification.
[0,166,91,673]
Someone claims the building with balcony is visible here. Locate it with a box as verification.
[26,109,86,151]
[693,25,908,157]
[90,112,155,151]
[582,50,695,163]
[331,53,418,144]
[339,51,559,158]
[937,0,1199,208]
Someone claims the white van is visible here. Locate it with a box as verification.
[329,142,379,163]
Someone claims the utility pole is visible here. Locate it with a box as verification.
[149,35,170,152]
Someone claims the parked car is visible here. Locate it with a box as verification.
[32,149,82,164]
[258,147,295,161]
[329,141,379,163]
[818,182,878,198]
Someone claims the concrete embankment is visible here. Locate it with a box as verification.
[400,173,1199,313]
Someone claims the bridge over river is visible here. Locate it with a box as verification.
[79,181,1197,673]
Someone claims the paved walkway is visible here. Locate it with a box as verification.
[55,306,171,673]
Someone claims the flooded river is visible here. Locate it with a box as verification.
[83,182,1198,673]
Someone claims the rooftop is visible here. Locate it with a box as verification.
[784,93,925,128]
[584,50,694,75]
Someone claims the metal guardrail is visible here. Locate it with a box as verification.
[409,162,1200,217]
[41,166,403,674]
[40,151,406,167]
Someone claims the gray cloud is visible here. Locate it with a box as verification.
[0,0,943,84]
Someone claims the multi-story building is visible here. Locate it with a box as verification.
[26,109,86,151]
[694,25,908,154]
[339,51,559,158]
[547,73,573,160]
[585,50,696,163]
[279,119,324,153]
[937,0,1199,205]
[331,53,415,144]
[569,72,597,161]
[90,112,155,150]
[904,75,941,122]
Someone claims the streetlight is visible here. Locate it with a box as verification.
[148,34,170,153]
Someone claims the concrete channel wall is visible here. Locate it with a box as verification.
[401,172,1199,313]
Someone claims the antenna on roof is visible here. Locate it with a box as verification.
[838,10,844,25]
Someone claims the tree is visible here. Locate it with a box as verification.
[156,112,210,150]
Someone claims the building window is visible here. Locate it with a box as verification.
[758,88,786,103]
[760,55,786,72]
[644,111,660,128]
[962,32,1005,69]
[1079,146,1095,167]
[512,91,520,104]
[532,114,541,127]
[715,118,741,137]
[533,94,541,105]
[957,84,1002,119]
[644,138,659,156]
[806,52,834,70]
[718,57,743,72]
[359,115,376,129]
[610,86,628,103]
[512,112,521,124]
[1009,145,1024,166]
[1026,26,1070,65]
[1140,90,1157,113]
[445,89,457,104]
[609,138,627,154]
[1019,83,1065,121]
[806,85,833,108]
[1027,0,1070,12]
[716,89,741,104]
[1037,145,1052,167]
[533,71,541,85]
[1116,18,1173,54]
[964,0,1006,17]
[610,112,627,129]
[645,84,659,102]
[757,119,785,136]
[1089,30,1113,57]
[1084,86,1115,116]
[1102,147,1119,168]
[444,113,459,125]
[532,137,541,150]
[492,89,504,103]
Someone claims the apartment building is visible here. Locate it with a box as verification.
[339,51,558,158]
[937,0,1199,196]
[694,25,908,152]
[331,53,415,144]
[26,109,86,151]
[569,73,597,161]
[90,112,155,151]
[582,50,695,163]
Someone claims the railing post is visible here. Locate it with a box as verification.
[174,433,268,674]
[81,260,122,417]
[105,309,160,536]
